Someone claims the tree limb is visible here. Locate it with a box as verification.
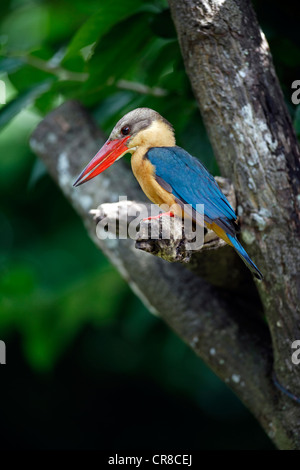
[90,178,255,291]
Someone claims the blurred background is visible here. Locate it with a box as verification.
[0,0,299,450]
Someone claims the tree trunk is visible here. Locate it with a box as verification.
[168,0,300,449]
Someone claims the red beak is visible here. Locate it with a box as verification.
[73,136,130,187]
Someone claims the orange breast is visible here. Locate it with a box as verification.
[131,149,180,213]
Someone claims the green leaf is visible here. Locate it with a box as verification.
[78,13,153,105]
[1,4,49,52]
[28,158,48,189]
[7,63,55,94]
[63,0,149,62]
[0,80,53,130]
[0,57,25,73]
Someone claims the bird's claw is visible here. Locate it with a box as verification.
[142,211,174,222]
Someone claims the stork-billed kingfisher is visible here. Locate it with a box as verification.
[74,108,263,280]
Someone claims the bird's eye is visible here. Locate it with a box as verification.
[121,125,130,136]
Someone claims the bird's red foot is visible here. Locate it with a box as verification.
[143,211,174,221]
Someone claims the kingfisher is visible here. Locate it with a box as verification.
[74,108,262,280]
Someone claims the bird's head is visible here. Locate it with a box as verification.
[73,107,175,187]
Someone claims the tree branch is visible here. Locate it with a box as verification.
[90,178,254,291]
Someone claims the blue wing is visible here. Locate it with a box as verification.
[146,146,237,236]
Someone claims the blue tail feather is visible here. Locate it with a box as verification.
[227,234,263,280]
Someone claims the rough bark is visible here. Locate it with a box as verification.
[168,0,300,449]
[31,100,296,449]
